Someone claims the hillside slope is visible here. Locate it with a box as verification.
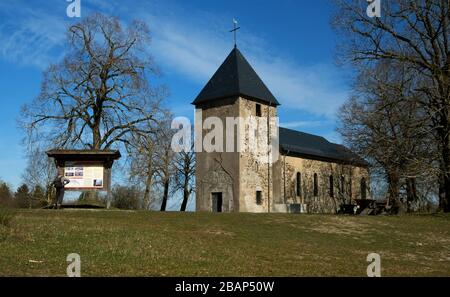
[1,210,449,276]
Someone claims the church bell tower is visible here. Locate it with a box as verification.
[192,47,280,213]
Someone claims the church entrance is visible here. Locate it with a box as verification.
[211,192,223,212]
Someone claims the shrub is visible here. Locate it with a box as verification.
[0,181,14,207]
[15,184,31,208]
[112,185,142,210]
[0,207,15,228]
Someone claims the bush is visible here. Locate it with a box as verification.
[78,191,105,206]
[0,181,14,207]
[0,207,15,228]
[15,184,31,208]
[112,185,142,210]
[0,207,15,241]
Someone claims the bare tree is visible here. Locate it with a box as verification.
[333,0,450,211]
[127,126,158,210]
[22,146,56,205]
[338,61,435,211]
[154,117,175,211]
[173,142,195,211]
[20,13,165,151]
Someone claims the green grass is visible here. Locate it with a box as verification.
[0,209,449,276]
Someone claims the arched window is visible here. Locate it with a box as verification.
[329,175,334,198]
[296,172,301,197]
[313,173,318,197]
[360,177,367,199]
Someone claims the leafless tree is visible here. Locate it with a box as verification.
[22,146,56,205]
[154,118,176,211]
[173,141,195,211]
[333,0,449,211]
[19,13,165,151]
[338,61,435,211]
[127,125,158,210]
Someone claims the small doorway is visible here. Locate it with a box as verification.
[211,192,223,212]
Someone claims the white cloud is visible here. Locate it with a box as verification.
[0,1,68,68]
[280,121,325,129]
[0,0,350,119]
[139,8,349,119]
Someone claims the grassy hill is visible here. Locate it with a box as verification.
[0,209,449,276]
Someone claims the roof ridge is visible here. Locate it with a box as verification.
[234,48,240,94]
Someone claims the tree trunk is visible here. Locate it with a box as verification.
[438,125,450,212]
[406,178,417,213]
[160,179,169,211]
[142,161,153,210]
[180,185,189,211]
[439,166,450,212]
[387,171,400,207]
[92,120,102,150]
[46,185,53,205]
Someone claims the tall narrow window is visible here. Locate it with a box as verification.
[340,175,345,194]
[256,191,263,205]
[296,172,301,197]
[256,104,262,117]
[329,175,334,198]
[360,178,367,199]
[313,173,318,197]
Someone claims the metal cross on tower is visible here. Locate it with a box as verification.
[229,18,240,48]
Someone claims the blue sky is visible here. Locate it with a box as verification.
[0,0,354,190]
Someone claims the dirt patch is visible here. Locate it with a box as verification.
[309,217,368,236]
[203,229,235,236]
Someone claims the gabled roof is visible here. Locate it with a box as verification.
[192,47,280,106]
[279,127,369,167]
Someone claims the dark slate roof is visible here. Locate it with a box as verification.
[279,127,368,167]
[192,47,280,106]
[46,149,121,161]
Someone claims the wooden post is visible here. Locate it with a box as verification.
[105,160,113,209]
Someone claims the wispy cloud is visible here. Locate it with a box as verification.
[0,1,69,68]
[0,0,350,119]
[136,4,349,119]
[280,120,326,129]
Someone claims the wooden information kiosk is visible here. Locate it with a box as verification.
[46,150,121,209]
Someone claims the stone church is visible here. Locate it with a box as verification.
[192,47,370,213]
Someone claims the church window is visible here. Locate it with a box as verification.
[256,104,262,117]
[256,191,263,205]
[296,172,301,197]
[329,175,334,198]
[313,173,318,197]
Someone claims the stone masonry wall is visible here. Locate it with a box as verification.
[279,155,370,213]
[238,97,277,212]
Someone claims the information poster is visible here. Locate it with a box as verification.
[64,162,104,189]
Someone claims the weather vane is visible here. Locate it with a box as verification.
[229,18,240,48]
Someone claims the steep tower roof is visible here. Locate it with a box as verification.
[192,47,280,106]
